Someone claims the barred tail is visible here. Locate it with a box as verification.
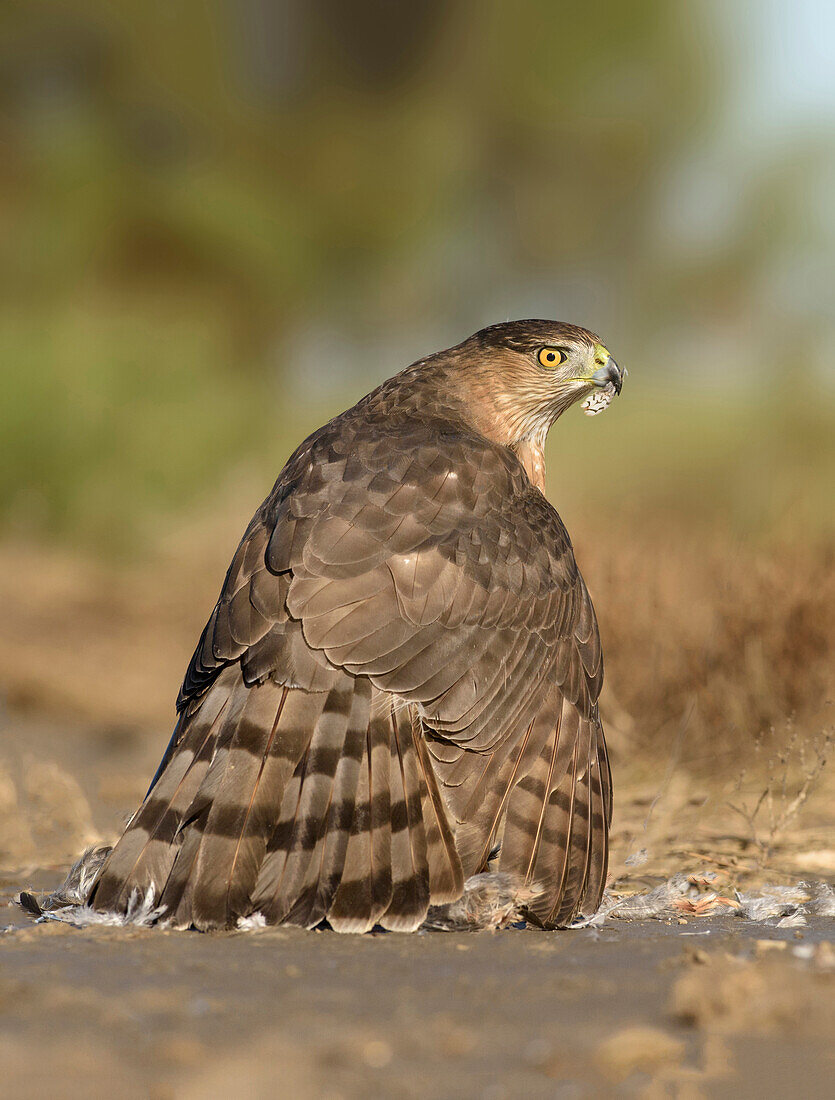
[498,692,610,927]
[89,670,463,932]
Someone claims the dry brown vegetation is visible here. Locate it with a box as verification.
[579,515,835,883]
[579,517,835,770]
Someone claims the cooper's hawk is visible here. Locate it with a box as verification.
[89,320,623,931]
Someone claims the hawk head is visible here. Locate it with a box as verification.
[452,319,624,446]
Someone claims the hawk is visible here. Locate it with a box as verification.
[89,320,623,932]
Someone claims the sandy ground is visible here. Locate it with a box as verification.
[1,899,833,1100]
[0,704,833,1099]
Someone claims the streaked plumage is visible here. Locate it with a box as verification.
[88,319,623,931]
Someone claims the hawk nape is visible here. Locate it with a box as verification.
[88,320,624,932]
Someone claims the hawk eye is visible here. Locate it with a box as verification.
[537,347,568,368]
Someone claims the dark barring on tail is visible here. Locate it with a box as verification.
[87,320,621,932]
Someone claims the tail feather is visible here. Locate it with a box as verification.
[181,683,287,927]
[551,714,594,925]
[379,700,430,931]
[166,684,326,928]
[411,714,465,903]
[249,679,360,924]
[89,669,239,913]
[438,702,549,877]
[327,708,393,932]
[300,681,372,926]
[367,710,396,918]
[498,696,608,926]
[155,684,274,927]
[157,735,238,927]
[185,682,322,929]
[88,661,605,932]
[526,704,581,923]
[577,723,609,916]
[599,726,613,826]
[498,695,565,883]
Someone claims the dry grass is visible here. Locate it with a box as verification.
[725,725,833,867]
[576,517,835,775]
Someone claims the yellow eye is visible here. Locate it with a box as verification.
[538,347,567,368]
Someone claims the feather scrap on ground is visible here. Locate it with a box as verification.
[421,873,545,931]
[574,874,835,926]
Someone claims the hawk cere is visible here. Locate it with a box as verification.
[89,320,624,931]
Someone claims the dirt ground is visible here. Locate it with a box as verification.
[1,892,833,1099]
[1,528,833,1098]
[1,706,833,1099]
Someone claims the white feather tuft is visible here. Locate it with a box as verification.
[236,912,268,930]
[38,887,166,929]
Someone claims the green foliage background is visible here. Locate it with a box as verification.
[1,0,833,547]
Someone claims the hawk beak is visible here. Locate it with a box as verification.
[591,357,623,395]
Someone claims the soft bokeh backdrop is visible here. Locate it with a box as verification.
[1,1,833,879]
[3,0,835,542]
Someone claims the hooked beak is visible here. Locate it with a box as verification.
[591,356,624,395]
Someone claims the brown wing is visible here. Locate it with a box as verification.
[180,413,601,725]
[171,406,608,924]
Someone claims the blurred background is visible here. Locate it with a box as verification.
[1,0,833,878]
